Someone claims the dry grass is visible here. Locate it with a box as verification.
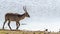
[0,29,59,34]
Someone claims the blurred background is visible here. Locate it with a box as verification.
[0,0,60,32]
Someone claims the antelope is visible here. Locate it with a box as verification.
[2,6,30,30]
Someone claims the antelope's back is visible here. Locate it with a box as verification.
[5,13,21,21]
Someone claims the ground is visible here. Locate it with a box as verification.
[0,29,59,34]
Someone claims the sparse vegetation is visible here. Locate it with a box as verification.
[33,32,35,34]
[0,29,59,34]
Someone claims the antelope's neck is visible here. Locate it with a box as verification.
[19,13,26,20]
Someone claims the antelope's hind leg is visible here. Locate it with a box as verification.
[16,22,20,30]
[8,21,12,30]
[3,20,7,29]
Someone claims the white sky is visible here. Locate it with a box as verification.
[0,0,60,32]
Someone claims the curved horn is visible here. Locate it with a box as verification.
[23,6,27,12]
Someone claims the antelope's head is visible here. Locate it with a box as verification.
[23,6,30,18]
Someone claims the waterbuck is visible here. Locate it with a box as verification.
[2,6,30,30]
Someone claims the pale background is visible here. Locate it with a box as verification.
[0,0,60,32]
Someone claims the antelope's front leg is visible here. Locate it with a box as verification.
[16,22,20,30]
[8,21,12,30]
[3,20,7,29]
